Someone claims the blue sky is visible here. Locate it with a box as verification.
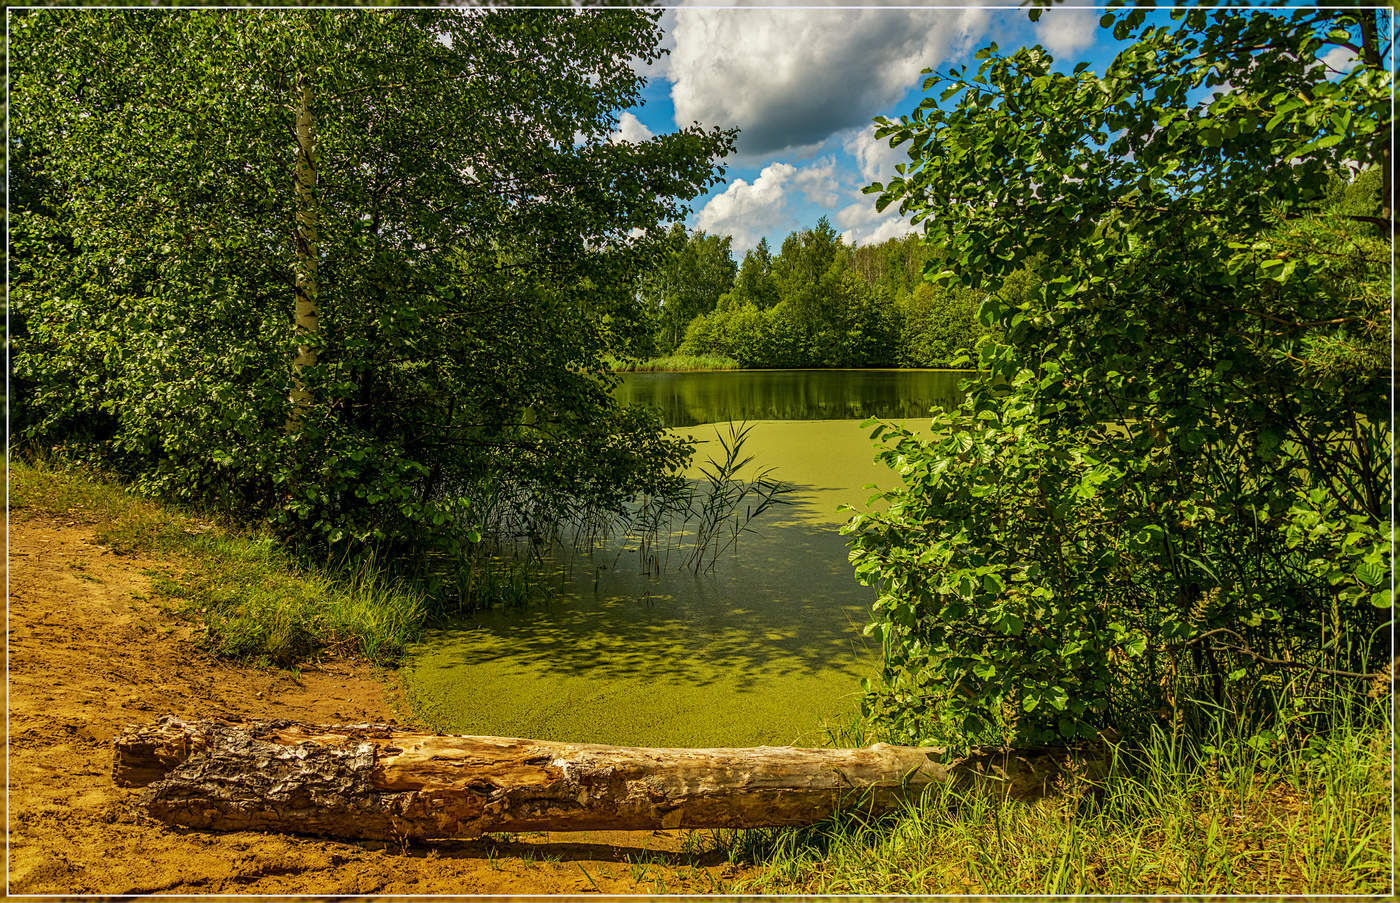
[611,4,1129,254]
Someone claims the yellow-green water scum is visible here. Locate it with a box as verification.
[401,418,907,748]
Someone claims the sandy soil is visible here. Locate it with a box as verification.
[7,512,744,895]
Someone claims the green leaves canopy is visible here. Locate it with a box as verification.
[12,8,735,550]
[848,7,1392,746]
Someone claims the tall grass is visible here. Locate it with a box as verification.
[718,688,1391,895]
[12,459,425,666]
[682,421,793,572]
[610,353,740,372]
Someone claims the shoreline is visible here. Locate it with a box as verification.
[6,478,742,894]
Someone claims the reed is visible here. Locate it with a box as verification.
[610,354,741,372]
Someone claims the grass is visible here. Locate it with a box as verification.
[609,353,740,372]
[12,459,426,667]
[11,461,1391,895]
[713,691,1392,895]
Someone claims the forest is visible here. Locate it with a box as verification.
[632,221,1015,370]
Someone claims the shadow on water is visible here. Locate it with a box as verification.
[414,489,867,690]
[404,482,880,748]
[404,382,962,748]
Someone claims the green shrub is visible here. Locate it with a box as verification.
[848,9,1392,747]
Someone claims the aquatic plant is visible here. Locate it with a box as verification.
[682,422,795,573]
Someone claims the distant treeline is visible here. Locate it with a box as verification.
[634,218,1035,369]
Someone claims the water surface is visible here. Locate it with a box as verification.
[403,370,967,747]
[615,368,967,427]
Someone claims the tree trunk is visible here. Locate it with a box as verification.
[287,78,319,430]
[113,716,1096,842]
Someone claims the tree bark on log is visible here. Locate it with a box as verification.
[114,716,1094,842]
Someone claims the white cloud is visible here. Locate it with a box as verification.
[609,111,654,144]
[835,192,916,247]
[694,163,798,250]
[1034,7,1098,60]
[834,127,919,246]
[792,156,843,207]
[844,125,911,185]
[859,215,918,246]
[696,154,914,251]
[668,3,990,158]
[1320,46,1357,74]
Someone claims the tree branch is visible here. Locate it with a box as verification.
[1169,627,1378,680]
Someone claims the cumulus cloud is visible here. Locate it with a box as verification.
[608,111,654,144]
[792,157,843,207]
[1034,7,1099,60]
[696,153,915,251]
[832,127,919,246]
[668,3,990,158]
[1320,45,1358,74]
[864,216,919,247]
[844,126,912,185]
[694,163,799,250]
[835,195,916,247]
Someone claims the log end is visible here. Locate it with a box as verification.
[113,714,206,787]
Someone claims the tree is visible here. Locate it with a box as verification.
[12,8,735,552]
[639,224,737,354]
[847,7,1392,746]
[772,216,842,302]
[727,238,781,310]
[848,232,934,299]
[896,282,978,368]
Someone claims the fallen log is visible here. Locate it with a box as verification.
[114,715,1095,841]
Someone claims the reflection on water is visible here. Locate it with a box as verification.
[615,368,967,427]
[403,372,967,748]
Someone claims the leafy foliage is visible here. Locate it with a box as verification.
[637,224,738,355]
[676,219,997,369]
[13,9,735,558]
[847,7,1392,746]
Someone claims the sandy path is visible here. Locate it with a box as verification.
[7,512,740,894]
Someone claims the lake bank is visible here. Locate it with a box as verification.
[7,462,747,894]
[11,462,1389,895]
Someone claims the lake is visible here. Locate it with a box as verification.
[402,369,968,747]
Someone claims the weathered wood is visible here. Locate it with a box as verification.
[114,715,1094,841]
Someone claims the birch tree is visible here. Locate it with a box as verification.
[12,8,734,549]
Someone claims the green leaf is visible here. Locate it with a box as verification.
[995,612,1024,635]
[1289,132,1344,159]
[1356,560,1385,587]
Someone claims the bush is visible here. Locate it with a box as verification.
[848,9,1392,747]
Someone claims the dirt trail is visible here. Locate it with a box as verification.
[7,512,742,895]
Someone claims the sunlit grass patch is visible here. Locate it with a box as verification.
[725,693,1391,895]
[610,354,741,372]
[13,459,425,666]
